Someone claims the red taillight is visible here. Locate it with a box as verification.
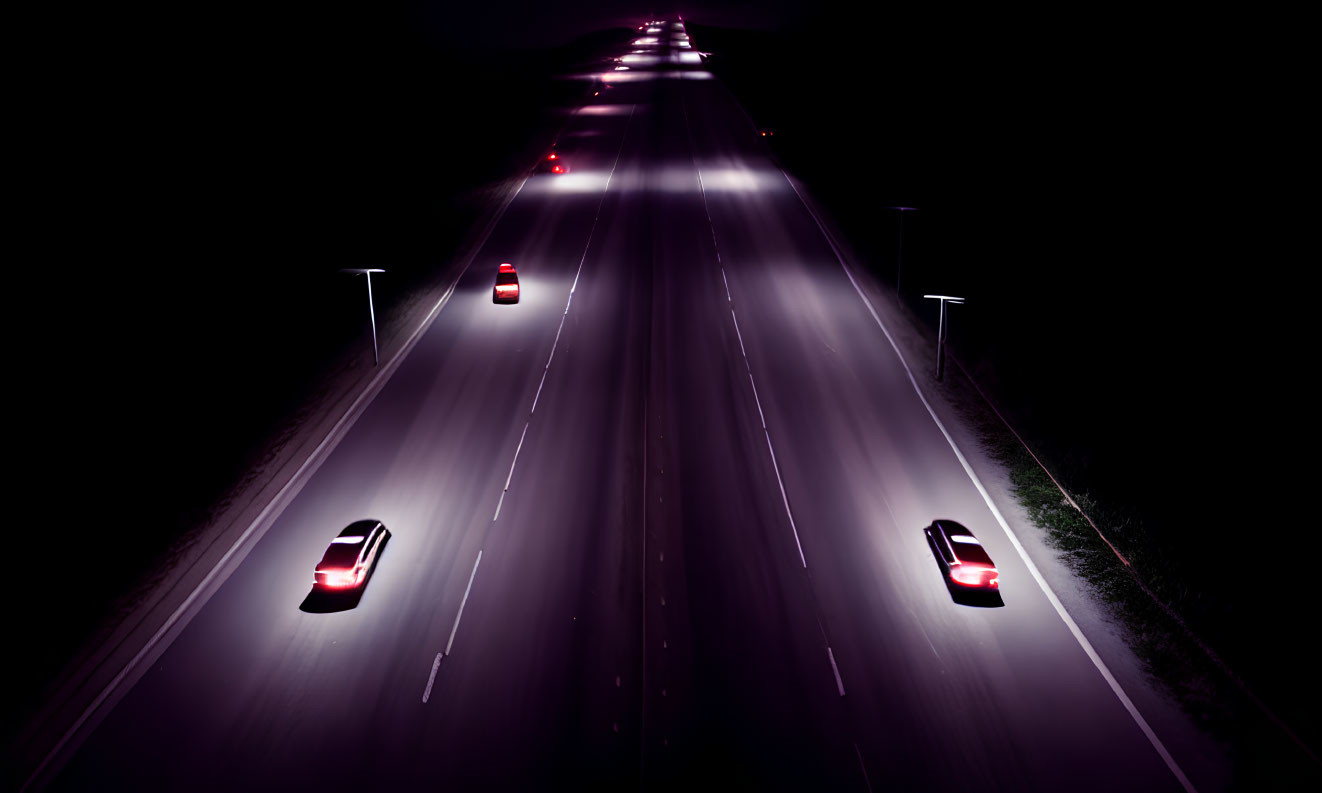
[495,284,518,295]
[547,152,557,160]
[950,564,998,588]
[319,569,356,588]
[552,165,563,173]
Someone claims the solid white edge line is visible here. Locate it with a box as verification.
[421,652,443,703]
[445,550,483,657]
[729,307,752,370]
[19,169,539,792]
[826,646,846,696]
[781,171,1197,793]
[531,366,550,414]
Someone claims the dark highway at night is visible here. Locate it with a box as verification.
[25,21,1188,792]
[9,5,1318,792]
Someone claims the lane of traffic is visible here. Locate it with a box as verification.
[681,74,1183,790]
[396,86,652,790]
[47,79,640,793]
[628,73,862,788]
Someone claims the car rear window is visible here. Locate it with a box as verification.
[952,538,994,566]
[496,272,518,285]
[321,542,362,567]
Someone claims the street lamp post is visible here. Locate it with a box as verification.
[923,294,964,382]
[342,268,385,365]
[889,206,918,295]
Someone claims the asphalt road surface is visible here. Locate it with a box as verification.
[45,21,1190,792]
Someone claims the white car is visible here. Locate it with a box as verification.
[313,520,390,591]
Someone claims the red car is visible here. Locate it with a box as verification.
[539,151,568,174]
[314,520,390,591]
[493,262,520,303]
[925,520,999,590]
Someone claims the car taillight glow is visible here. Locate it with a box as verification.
[950,564,998,588]
[552,165,563,173]
[320,570,357,588]
[547,152,557,160]
[496,285,518,295]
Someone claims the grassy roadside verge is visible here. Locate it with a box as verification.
[956,387,1315,787]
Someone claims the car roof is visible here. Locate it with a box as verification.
[319,541,363,569]
[933,520,995,564]
[338,520,381,538]
[933,519,973,538]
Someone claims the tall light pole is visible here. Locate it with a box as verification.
[889,206,918,295]
[923,294,964,381]
[342,268,385,365]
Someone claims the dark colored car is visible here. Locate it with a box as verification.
[313,520,390,591]
[493,262,520,303]
[538,151,568,174]
[925,520,999,590]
